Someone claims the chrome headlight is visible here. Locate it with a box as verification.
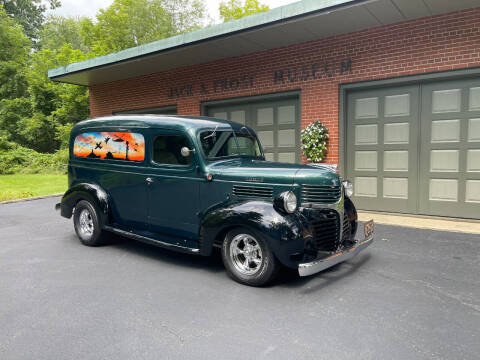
[279,191,297,214]
[342,180,353,198]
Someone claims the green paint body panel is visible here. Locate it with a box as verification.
[61,115,357,269]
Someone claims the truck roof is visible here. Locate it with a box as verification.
[72,114,248,133]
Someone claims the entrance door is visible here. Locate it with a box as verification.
[206,97,301,163]
[147,130,200,239]
[419,79,480,218]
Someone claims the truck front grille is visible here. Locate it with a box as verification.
[301,184,341,204]
[309,209,341,252]
[342,212,352,242]
[232,185,273,199]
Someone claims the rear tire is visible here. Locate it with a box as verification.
[73,200,104,246]
[222,228,279,286]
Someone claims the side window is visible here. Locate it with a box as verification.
[73,131,145,162]
[153,134,193,166]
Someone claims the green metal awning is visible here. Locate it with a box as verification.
[48,0,480,86]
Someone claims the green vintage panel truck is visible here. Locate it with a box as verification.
[56,115,373,286]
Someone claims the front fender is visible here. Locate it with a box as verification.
[59,183,110,226]
[200,200,305,267]
[344,196,358,237]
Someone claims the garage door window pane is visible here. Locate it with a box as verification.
[230,110,245,125]
[432,89,461,113]
[384,151,409,172]
[257,131,274,148]
[431,120,460,143]
[278,129,295,147]
[355,97,378,119]
[213,112,227,120]
[257,108,273,126]
[467,150,480,172]
[355,151,377,171]
[264,153,274,161]
[469,87,480,111]
[466,180,480,203]
[429,179,458,202]
[355,124,378,145]
[430,150,459,172]
[278,105,295,124]
[354,177,377,197]
[384,123,409,144]
[383,178,408,199]
[278,152,295,163]
[385,94,410,117]
[469,119,480,142]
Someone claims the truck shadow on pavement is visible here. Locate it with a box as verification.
[102,233,372,289]
[275,253,372,291]
[107,234,225,273]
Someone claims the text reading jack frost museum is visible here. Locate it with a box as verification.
[168,58,353,99]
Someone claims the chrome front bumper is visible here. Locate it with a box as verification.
[298,236,373,277]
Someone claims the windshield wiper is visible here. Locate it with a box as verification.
[203,125,219,139]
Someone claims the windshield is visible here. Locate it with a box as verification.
[199,128,263,159]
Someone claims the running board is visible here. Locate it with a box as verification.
[104,226,200,254]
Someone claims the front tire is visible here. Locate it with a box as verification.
[222,228,279,286]
[73,200,104,246]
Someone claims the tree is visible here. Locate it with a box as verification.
[81,0,206,55]
[0,43,90,152]
[0,0,208,154]
[219,0,269,22]
[38,15,89,52]
[0,0,60,41]
[0,5,30,100]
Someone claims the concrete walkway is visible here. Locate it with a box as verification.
[359,211,480,235]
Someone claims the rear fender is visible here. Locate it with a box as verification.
[59,183,110,226]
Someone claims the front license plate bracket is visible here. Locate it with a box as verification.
[364,219,374,239]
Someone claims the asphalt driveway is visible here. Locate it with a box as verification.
[0,197,479,360]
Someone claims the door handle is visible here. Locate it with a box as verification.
[146,177,154,184]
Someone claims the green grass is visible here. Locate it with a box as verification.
[0,174,67,202]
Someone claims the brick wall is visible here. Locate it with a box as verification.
[89,7,480,164]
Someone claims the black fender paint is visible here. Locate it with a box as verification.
[199,199,306,268]
[58,183,110,226]
[344,196,358,237]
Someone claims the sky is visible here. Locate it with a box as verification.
[47,0,299,23]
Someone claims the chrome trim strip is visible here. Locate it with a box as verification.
[104,226,200,253]
[298,236,373,277]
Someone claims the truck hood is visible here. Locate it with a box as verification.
[206,158,340,186]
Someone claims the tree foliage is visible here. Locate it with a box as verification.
[39,15,88,52]
[0,0,207,157]
[219,0,269,22]
[81,0,206,55]
[0,0,60,41]
[0,5,30,99]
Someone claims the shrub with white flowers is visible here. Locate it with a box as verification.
[301,121,329,163]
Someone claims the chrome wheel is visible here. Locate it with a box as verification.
[229,234,263,275]
[78,208,94,237]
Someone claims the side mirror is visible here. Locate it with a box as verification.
[181,147,195,157]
